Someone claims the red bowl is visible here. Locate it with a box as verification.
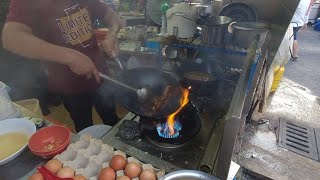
[95,29,108,43]
[30,140,70,159]
[28,126,70,154]
[33,138,70,155]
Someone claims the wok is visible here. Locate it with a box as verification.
[175,59,217,97]
[116,68,182,119]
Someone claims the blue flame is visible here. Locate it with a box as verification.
[156,120,182,139]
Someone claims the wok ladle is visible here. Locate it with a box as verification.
[99,72,148,100]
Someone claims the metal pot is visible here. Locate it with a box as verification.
[201,16,232,47]
[195,4,212,18]
[230,22,270,49]
[167,12,197,38]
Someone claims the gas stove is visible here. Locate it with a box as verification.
[102,111,216,171]
[101,80,236,172]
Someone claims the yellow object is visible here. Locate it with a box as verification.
[15,99,43,116]
[271,66,285,92]
[0,132,28,160]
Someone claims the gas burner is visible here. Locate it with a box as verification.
[156,119,182,139]
[140,103,201,148]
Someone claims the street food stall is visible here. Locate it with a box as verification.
[0,0,303,179]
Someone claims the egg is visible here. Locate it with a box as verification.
[140,169,157,180]
[124,162,141,179]
[74,175,87,180]
[28,173,44,180]
[98,167,116,180]
[45,159,62,174]
[116,176,130,180]
[56,166,75,178]
[110,155,127,171]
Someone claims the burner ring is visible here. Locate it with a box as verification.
[141,103,201,148]
[146,136,185,148]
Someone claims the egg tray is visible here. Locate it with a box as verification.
[54,134,165,180]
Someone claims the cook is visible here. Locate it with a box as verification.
[2,0,123,132]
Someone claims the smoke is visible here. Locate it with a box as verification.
[0,48,47,101]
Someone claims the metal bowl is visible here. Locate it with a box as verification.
[159,170,218,180]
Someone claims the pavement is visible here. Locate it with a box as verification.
[237,26,320,180]
[269,26,320,127]
[285,26,320,97]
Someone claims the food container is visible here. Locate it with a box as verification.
[230,22,269,48]
[195,4,212,18]
[0,81,20,120]
[15,98,42,116]
[51,134,166,179]
[0,118,36,165]
[166,2,197,38]
[94,28,108,43]
[133,25,148,41]
[28,126,71,159]
[200,16,232,46]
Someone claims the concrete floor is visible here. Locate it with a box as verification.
[237,27,320,179]
[267,26,320,128]
[285,26,320,97]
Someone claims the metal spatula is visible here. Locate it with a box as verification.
[99,72,148,100]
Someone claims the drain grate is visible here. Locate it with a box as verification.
[278,119,319,160]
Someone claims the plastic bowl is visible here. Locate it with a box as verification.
[28,126,70,155]
[0,118,36,165]
[95,29,108,43]
[30,139,70,159]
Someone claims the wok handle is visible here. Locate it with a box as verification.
[99,72,138,92]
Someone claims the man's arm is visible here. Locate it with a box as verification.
[2,22,100,82]
[2,22,70,64]
[102,9,122,34]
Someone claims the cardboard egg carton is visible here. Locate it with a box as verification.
[54,134,165,179]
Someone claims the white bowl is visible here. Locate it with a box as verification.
[0,118,36,165]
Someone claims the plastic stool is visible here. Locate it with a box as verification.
[77,124,112,139]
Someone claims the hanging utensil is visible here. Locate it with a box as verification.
[99,72,148,100]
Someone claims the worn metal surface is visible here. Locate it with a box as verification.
[278,119,319,160]
[215,35,260,179]
[198,121,224,174]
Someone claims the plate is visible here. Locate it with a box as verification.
[0,118,36,165]
[219,3,257,22]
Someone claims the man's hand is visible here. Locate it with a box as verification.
[101,31,119,58]
[64,48,100,83]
